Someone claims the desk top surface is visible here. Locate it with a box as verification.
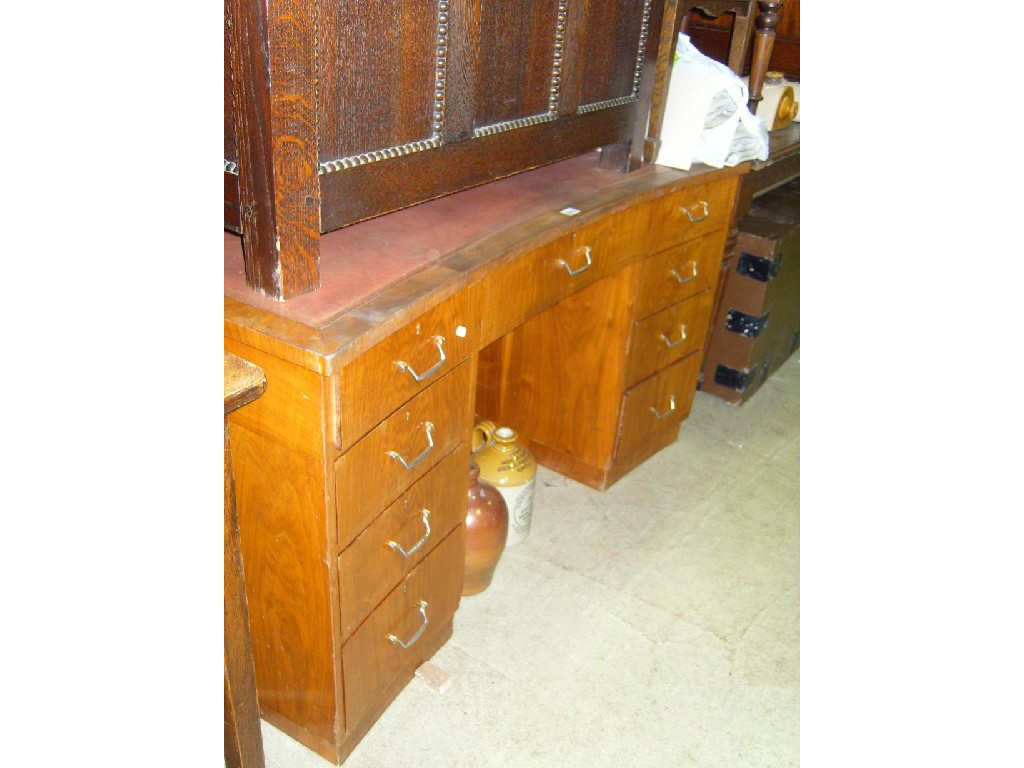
[225,153,745,371]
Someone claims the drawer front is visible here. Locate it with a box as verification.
[480,204,648,345]
[627,289,714,387]
[337,446,469,641]
[616,353,702,464]
[564,203,650,273]
[648,179,733,252]
[635,231,725,320]
[342,525,465,734]
[335,362,472,548]
[338,288,479,450]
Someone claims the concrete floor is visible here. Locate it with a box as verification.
[262,353,800,768]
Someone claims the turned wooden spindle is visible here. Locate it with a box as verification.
[747,1,785,114]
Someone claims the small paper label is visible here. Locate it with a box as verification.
[455,325,467,338]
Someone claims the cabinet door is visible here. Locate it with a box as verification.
[314,0,664,232]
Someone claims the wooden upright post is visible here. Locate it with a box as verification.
[225,0,321,300]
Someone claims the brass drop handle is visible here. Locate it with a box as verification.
[680,200,709,223]
[387,509,432,558]
[659,325,688,348]
[670,261,698,284]
[395,336,447,383]
[650,394,676,420]
[387,601,429,649]
[557,245,593,276]
[387,422,435,470]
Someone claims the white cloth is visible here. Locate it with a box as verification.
[657,35,769,170]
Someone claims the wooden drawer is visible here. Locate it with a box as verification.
[648,179,733,252]
[336,446,468,641]
[626,289,714,387]
[480,204,648,345]
[335,362,473,549]
[338,289,479,450]
[615,353,702,465]
[341,525,465,735]
[635,231,726,320]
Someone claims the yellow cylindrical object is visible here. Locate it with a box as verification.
[745,72,800,129]
[471,425,536,546]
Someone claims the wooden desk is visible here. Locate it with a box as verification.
[224,153,745,763]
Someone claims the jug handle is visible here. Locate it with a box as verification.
[471,420,497,454]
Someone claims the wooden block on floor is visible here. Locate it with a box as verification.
[415,661,453,695]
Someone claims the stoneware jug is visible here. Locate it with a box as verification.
[471,423,536,546]
[463,462,508,596]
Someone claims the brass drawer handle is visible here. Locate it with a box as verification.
[659,325,688,348]
[556,245,592,276]
[387,422,435,470]
[650,394,676,420]
[387,509,432,558]
[669,261,698,284]
[387,600,429,649]
[680,200,709,223]
[395,336,447,383]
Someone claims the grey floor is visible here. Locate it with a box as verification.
[263,353,800,768]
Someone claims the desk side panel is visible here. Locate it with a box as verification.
[225,340,340,749]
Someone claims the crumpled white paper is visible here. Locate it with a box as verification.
[657,34,769,170]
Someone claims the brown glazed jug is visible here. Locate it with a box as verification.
[463,462,509,596]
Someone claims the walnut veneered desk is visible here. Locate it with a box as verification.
[224,152,745,763]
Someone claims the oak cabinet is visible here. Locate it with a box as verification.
[224,0,672,299]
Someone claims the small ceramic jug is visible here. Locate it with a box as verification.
[470,423,536,546]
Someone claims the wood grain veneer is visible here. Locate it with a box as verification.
[335,362,473,550]
[626,288,715,386]
[341,527,465,737]
[635,230,727,319]
[224,155,745,762]
[336,448,469,641]
[224,353,268,768]
[614,352,702,473]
